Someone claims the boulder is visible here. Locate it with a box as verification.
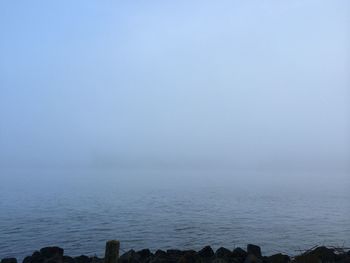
[247,245,261,258]
[149,250,170,263]
[232,248,247,259]
[63,256,75,263]
[74,256,91,263]
[22,252,45,263]
[1,258,17,263]
[294,246,336,263]
[91,257,104,263]
[198,246,214,258]
[40,248,64,259]
[215,247,232,259]
[178,251,197,263]
[118,250,140,263]
[243,255,262,263]
[266,253,290,263]
[136,249,152,260]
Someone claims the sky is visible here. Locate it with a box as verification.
[0,1,349,171]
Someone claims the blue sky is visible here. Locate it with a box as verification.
[0,1,349,170]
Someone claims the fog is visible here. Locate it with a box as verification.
[1,0,349,173]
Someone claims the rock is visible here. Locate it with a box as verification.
[232,248,247,259]
[22,257,32,263]
[136,249,152,263]
[294,246,337,263]
[215,247,232,259]
[119,250,140,263]
[74,256,91,263]
[149,250,170,263]
[243,255,262,263]
[105,241,120,263]
[40,247,64,259]
[198,246,214,258]
[154,251,166,258]
[1,258,17,263]
[91,257,104,263]
[178,251,197,263]
[63,256,75,263]
[166,249,184,258]
[22,252,45,263]
[137,249,152,259]
[247,245,261,258]
[266,253,290,263]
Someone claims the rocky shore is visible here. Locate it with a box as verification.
[1,243,350,263]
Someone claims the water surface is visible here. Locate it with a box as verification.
[1,169,349,260]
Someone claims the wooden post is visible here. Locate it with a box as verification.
[105,240,120,263]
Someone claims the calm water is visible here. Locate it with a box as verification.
[1,169,349,260]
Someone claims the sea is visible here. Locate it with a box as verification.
[1,168,349,260]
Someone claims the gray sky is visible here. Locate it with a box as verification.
[0,1,349,171]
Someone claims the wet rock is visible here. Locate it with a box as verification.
[1,258,17,263]
[243,255,262,263]
[91,257,104,263]
[22,252,45,263]
[247,245,261,258]
[149,250,170,263]
[294,246,336,263]
[40,248,64,259]
[63,256,75,263]
[154,251,166,258]
[178,251,197,263]
[265,253,289,263]
[22,256,32,263]
[198,246,214,258]
[136,249,153,263]
[232,248,247,259]
[74,256,91,263]
[119,250,140,263]
[215,247,232,259]
[137,249,152,259]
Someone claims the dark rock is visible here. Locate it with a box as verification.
[22,252,45,263]
[22,257,32,263]
[154,251,166,258]
[136,249,152,263]
[266,253,290,263]
[63,256,75,263]
[294,246,337,263]
[166,250,184,257]
[232,248,247,259]
[215,247,232,259]
[91,257,104,263]
[40,247,64,259]
[137,249,152,259]
[243,255,262,263]
[198,246,214,258]
[178,252,197,263]
[119,250,140,263]
[337,256,350,263]
[149,250,170,263]
[247,245,261,258]
[1,258,17,263]
[74,256,90,263]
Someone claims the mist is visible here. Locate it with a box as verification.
[1,0,349,172]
